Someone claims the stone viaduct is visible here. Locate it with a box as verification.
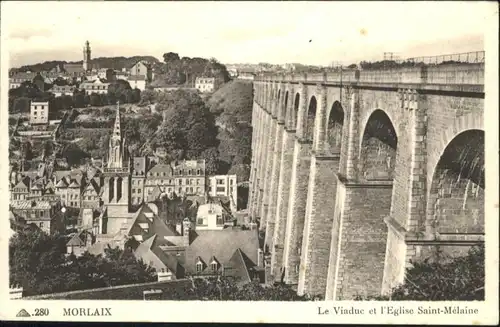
[248,62,485,300]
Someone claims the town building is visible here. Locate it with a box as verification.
[207,175,237,213]
[128,61,152,82]
[30,101,49,125]
[9,72,36,89]
[195,77,222,93]
[48,85,76,97]
[10,199,62,234]
[195,201,233,230]
[114,70,129,81]
[79,79,110,95]
[128,75,148,91]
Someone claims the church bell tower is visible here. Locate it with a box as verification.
[102,102,130,207]
[83,40,92,71]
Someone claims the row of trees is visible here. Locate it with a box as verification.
[9,229,156,296]
[153,52,231,86]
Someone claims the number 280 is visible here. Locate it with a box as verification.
[34,308,49,316]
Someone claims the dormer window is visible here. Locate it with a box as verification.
[196,257,205,273]
[211,262,218,272]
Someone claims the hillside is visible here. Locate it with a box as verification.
[13,56,160,72]
[207,80,253,208]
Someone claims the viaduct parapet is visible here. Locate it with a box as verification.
[249,62,485,299]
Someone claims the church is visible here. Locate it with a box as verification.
[97,104,135,235]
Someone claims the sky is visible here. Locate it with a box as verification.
[1,1,494,68]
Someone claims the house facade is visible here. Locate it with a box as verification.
[30,101,50,125]
[195,77,222,93]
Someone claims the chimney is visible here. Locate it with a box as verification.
[182,218,191,246]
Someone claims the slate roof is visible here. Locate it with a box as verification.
[55,179,68,188]
[147,164,173,177]
[128,75,147,81]
[83,179,100,194]
[12,180,29,191]
[126,204,179,241]
[11,200,52,210]
[183,229,259,277]
[66,230,90,247]
[63,64,84,75]
[134,235,183,277]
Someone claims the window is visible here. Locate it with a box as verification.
[197,218,204,225]
[211,262,218,271]
[179,180,182,185]
[138,189,141,194]
[216,215,224,225]
[197,179,201,185]
[196,262,203,273]
[179,187,182,193]
[132,189,136,194]
[216,187,225,192]
[230,179,234,185]
[217,179,224,185]
[39,222,44,228]
[230,187,233,193]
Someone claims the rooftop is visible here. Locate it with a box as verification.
[11,200,52,210]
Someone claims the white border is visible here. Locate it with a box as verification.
[0,1,498,324]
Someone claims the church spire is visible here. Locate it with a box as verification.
[112,102,122,140]
[107,102,126,169]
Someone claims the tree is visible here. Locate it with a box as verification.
[72,90,86,108]
[139,89,157,105]
[155,89,218,158]
[43,140,54,158]
[163,52,180,63]
[62,143,90,167]
[89,93,101,106]
[201,147,220,175]
[11,97,31,113]
[108,80,132,103]
[9,228,157,296]
[21,141,33,160]
[355,245,485,301]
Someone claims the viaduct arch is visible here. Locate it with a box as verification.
[249,63,485,299]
